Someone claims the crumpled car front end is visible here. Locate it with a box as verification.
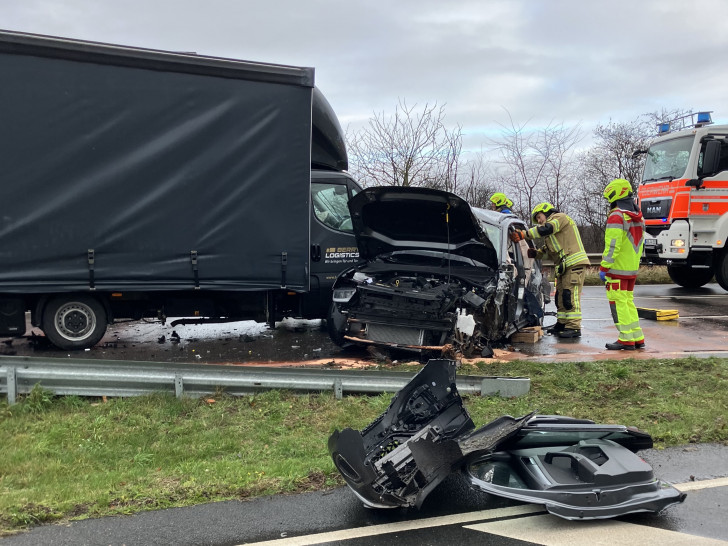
[327,187,545,357]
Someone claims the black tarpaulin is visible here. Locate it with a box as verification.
[0,32,314,293]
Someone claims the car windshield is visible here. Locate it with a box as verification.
[642,135,693,182]
[479,222,502,262]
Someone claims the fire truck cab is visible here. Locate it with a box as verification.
[638,112,728,291]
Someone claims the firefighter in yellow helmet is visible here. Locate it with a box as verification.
[489,192,513,214]
[510,202,590,337]
[600,178,646,350]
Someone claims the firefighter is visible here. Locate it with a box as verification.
[599,178,646,350]
[511,202,589,337]
[489,192,513,214]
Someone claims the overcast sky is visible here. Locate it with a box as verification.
[3,0,727,151]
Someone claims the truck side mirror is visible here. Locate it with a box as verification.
[702,140,721,177]
[687,140,721,188]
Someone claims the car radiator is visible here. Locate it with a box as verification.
[367,323,425,346]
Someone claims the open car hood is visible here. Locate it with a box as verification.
[348,187,494,261]
[329,359,686,520]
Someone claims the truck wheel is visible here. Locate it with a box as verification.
[42,296,108,350]
[715,248,728,291]
[666,265,714,288]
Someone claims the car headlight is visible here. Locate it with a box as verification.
[333,287,357,303]
[671,239,685,247]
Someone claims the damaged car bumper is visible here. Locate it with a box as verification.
[328,359,686,520]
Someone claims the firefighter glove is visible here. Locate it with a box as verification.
[510,229,526,242]
[599,270,607,283]
[527,248,537,258]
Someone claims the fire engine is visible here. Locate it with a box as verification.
[637,111,728,291]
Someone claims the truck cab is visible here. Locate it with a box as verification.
[281,170,361,321]
[638,112,728,291]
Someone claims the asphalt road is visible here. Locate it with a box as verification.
[3,283,727,365]
[2,445,726,545]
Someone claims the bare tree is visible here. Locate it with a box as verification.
[573,107,695,244]
[491,111,582,219]
[347,100,463,189]
[458,149,497,209]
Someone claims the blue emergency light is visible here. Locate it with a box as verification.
[658,122,671,134]
[697,111,712,124]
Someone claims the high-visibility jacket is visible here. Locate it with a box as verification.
[600,208,645,279]
[526,212,589,272]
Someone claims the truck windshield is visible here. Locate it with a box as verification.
[642,135,693,183]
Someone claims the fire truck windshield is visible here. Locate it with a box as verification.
[642,135,693,183]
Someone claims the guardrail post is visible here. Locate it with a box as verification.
[174,374,184,399]
[7,366,17,405]
[333,379,343,400]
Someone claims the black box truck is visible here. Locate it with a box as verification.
[0,30,362,349]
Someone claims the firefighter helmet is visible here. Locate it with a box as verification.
[489,192,510,208]
[505,197,514,208]
[531,202,555,222]
[603,178,633,204]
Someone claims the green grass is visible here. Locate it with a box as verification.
[1,357,726,534]
[582,265,673,286]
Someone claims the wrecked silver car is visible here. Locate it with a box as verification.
[328,359,686,520]
[327,187,546,357]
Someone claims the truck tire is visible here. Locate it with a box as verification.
[715,248,728,292]
[666,265,714,288]
[42,296,108,350]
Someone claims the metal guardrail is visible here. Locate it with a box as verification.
[0,356,530,404]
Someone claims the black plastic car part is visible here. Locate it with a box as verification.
[329,359,686,520]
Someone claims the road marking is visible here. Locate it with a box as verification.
[464,514,726,545]
[638,295,728,300]
[241,478,727,545]
[674,476,728,491]
[241,505,544,545]
[674,315,728,320]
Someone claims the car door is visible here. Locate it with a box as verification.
[465,416,685,520]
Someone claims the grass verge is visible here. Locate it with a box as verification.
[581,265,674,286]
[1,356,726,535]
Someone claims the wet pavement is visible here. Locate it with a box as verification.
[1,283,727,366]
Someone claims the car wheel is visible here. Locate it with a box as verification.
[42,295,107,350]
[327,302,348,346]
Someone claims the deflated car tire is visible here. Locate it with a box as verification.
[327,302,348,347]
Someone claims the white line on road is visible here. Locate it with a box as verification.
[240,478,728,546]
[464,513,726,545]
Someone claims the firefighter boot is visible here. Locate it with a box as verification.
[605,341,635,351]
[545,322,565,334]
[557,329,581,338]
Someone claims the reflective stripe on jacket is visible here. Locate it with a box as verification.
[527,212,589,271]
[600,208,645,279]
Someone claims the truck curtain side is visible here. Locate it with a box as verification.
[0,30,358,348]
